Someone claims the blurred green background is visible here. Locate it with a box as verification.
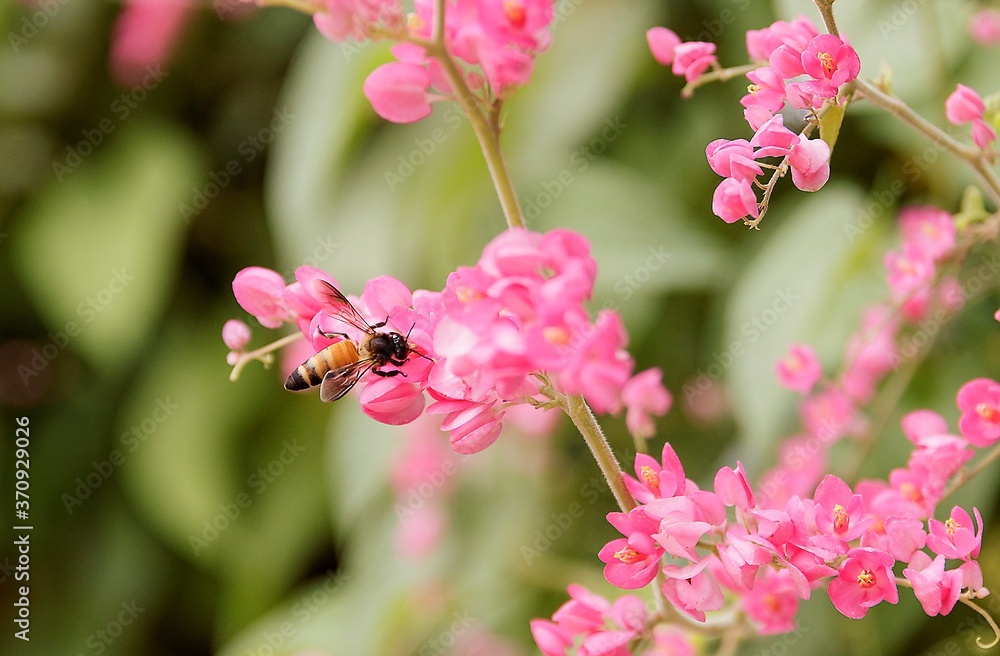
[1,0,999,654]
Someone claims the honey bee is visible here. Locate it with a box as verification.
[284,281,424,402]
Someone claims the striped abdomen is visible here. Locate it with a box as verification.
[285,341,360,391]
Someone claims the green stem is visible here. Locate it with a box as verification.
[681,63,758,99]
[563,393,636,513]
[228,332,303,382]
[430,0,525,229]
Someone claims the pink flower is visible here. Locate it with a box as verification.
[623,442,688,504]
[926,506,983,560]
[557,310,633,414]
[946,84,986,125]
[812,475,873,548]
[881,516,927,563]
[647,26,682,65]
[800,387,855,441]
[970,9,1000,46]
[430,397,505,454]
[714,462,755,511]
[661,566,725,622]
[529,620,573,656]
[712,178,759,223]
[776,344,822,394]
[222,319,252,351]
[827,547,899,619]
[621,368,672,439]
[706,139,763,181]
[599,509,663,589]
[746,15,819,61]
[363,62,436,123]
[743,569,799,634]
[741,67,787,113]
[672,41,718,82]
[233,267,289,329]
[647,496,714,561]
[972,117,997,150]
[787,136,831,192]
[800,34,861,95]
[360,377,426,425]
[551,584,610,634]
[898,206,956,261]
[957,377,1000,447]
[110,0,194,86]
[313,0,403,42]
[885,246,934,300]
[903,552,963,616]
[749,114,798,157]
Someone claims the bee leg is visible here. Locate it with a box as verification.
[317,329,350,339]
[372,369,404,378]
[370,315,391,330]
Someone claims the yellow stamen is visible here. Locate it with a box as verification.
[857,569,876,589]
[542,326,570,346]
[832,504,849,532]
[817,52,835,76]
[614,547,641,564]
[946,517,960,535]
[640,465,660,492]
[503,0,526,28]
[976,403,1000,422]
[455,286,483,303]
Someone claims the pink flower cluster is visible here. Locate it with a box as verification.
[590,441,986,634]
[649,16,861,224]
[757,206,961,507]
[970,8,1000,46]
[945,84,997,153]
[312,0,554,122]
[531,584,694,656]
[229,228,669,454]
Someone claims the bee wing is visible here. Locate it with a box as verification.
[319,359,375,402]
[315,280,376,335]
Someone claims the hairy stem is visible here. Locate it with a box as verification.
[563,393,636,513]
[430,0,525,229]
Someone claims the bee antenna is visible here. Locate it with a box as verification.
[404,323,416,340]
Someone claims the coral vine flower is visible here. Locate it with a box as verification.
[957,378,1000,447]
[926,506,983,560]
[599,509,664,589]
[827,547,899,619]
[812,475,873,548]
[903,552,963,617]
[970,9,1000,46]
[799,34,861,96]
[898,207,956,261]
[621,368,672,440]
[743,569,800,634]
[646,26,718,81]
[775,344,822,394]
[363,62,436,123]
[623,442,688,504]
[712,177,759,223]
[946,84,986,125]
[646,26,682,65]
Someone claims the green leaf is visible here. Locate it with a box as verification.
[11,121,202,374]
[820,102,846,152]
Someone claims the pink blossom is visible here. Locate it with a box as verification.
[827,547,899,619]
[557,310,633,414]
[749,114,797,156]
[550,584,610,634]
[800,34,861,96]
[647,26,682,65]
[881,516,927,562]
[706,139,763,181]
[363,62,436,123]
[718,530,774,591]
[714,462,755,511]
[746,15,819,61]
[712,177,759,223]
[956,377,1000,447]
[600,509,663,589]
[769,42,806,80]
[529,620,573,656]
[623,442,688,504]
[970,9,1000,46]
[661,567,725,622]
[222,319,252,351]
[648,628,696,656]
[946,84,985,125]
[776,344,822,394]
[898,206,956,261]
[800,387,855,441]
[972,117,997,150]
[741,67,787,113]
[233,267,289,329]
[672,41,718,82]
[477,0,553,50]
[110,0,194,86]
[431,398,505,454]
[903,552,963,616]
[621,368,672,439]
[743,569,799,634]
[313,0,403,41]
[788,135,831,192]
[926,506,983,560]
[360,377,426,425]
[647,496,714,561]
[885,246,934,300]
[812,475,874,548]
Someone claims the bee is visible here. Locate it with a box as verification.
[284,281,424,402]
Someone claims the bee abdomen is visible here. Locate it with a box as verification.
[284,341,359,392]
